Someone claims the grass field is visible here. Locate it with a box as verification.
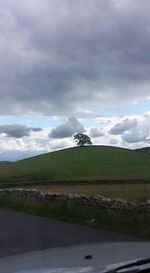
[34,184,150,204]
[1,146,150,182]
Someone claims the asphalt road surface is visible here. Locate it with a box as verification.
[0,208,140,258]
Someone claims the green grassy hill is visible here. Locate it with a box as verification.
[1,146,150,183]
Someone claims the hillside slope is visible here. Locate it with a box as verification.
[135,147,150,153]
[1,146,150,183]
[0,161,13,165]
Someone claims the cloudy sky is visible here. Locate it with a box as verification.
[1,0,150,161]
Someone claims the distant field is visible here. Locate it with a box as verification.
[34,184,150,204]
[1,146,150,182]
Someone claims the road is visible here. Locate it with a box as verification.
[0,208,140,258]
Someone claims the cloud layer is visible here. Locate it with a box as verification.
[1,113,150,160]
[0,124,42,138]
[0,0,150,116]
[1,0,150,160]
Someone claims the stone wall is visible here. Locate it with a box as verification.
[0,188,149,209]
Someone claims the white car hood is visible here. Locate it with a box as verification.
[0,241,149,273]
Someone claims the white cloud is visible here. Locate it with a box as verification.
[109,118,138,135]
[121,113,150,143]
[49,117,84,139]
[110,138,118,145]
[89,127,104,138]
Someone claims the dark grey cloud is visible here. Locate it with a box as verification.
[49,117,84,139]
[109,118,138,135]
[0,0,150,116]
[89,128,104,138]
[0,124,42,138]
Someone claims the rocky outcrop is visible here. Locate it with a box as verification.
[139,200,150,209]
[0,188,149,209]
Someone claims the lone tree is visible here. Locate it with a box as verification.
[74,133,92,147]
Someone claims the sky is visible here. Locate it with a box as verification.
[1,0,150,161]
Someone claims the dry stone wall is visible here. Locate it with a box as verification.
[0,188,149,209]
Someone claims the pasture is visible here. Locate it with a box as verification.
[1,146,150,182]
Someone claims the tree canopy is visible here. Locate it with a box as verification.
[74,133,92,147]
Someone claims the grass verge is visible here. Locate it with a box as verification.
[0,193,149,240]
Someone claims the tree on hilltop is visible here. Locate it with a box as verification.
[74,133,92,147]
